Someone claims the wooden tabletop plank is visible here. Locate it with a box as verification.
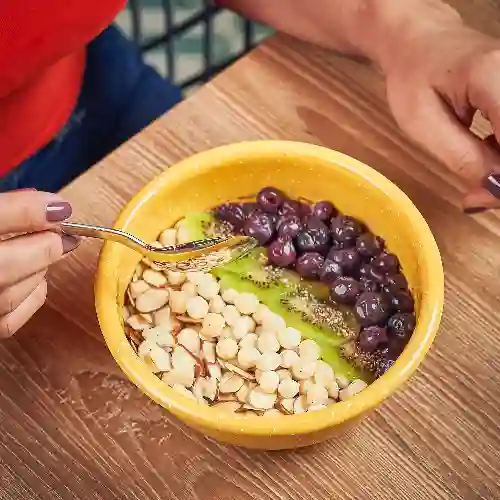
[3,2,500,498]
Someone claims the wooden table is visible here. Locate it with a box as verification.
[3,2,500,498]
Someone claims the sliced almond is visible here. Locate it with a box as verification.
[194,358,207,378]
[126,288,135,307]
[175,345,206,378]
[174,218,186,230]
[336,375,350,389]
[339,379,367,401]
[248,387,277,410]
[207,363,222,381]
[171,384,196,399]
[138,340,153,359]
[212,401,242,413]
[149,345,172,372]
[175,315,203,324]
[299,378,314,395]
[172,345,196,370]
[153,306,172,326]
[125,326,143,346]
[293,395,307,414]
[236,382,251,403]
[126,314,151,331]
[143,355,162,374]
[202,341,216,364]
[162,368,194,388]
[219,373,245,394]
[192,378,206,402]
[239,405,265,416]
[202,377,218,402]
[139,313,154,324]
[155,329,176,349]
[177,328,201,355]
[159,228,178,247]
[135,288,169,313]
[129,279,151,298]
[217,393,238,403]
[275,398,294,415]
[219,361,256,381]
[276,369,292,382]
[143,269,168,288]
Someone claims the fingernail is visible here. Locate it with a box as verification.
[46,201,72,222]
[483,174,500,199]
[61,234,80,254]
[464,207,487,214]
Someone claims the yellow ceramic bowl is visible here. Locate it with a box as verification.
[95,141,444,450]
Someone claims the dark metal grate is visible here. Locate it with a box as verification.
[127,0,261,91]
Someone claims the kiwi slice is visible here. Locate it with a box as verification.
[219,248,284,288]
[176,211,214,241]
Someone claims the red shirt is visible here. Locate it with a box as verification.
[0,0,126,176]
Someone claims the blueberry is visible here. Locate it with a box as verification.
[387,313,416,339]
[295,218,331,255]
[356,233,384,259]
[278,199,302,216]
[243,212,276,245]
[277,215,302,239]
[295,252,325,279]
[372,252,400,275]
[312,201,336,222]
[257,186,286,214]
[329,277,362,305]
[390,291,414,313]
[354,292,391,327]
[326,248,360,276]
[359,326,388,353]
[214,203,246,229]
[320,259,343,284]
[330,216,363,247]
[267,236,297,267]
[383,273,408,293]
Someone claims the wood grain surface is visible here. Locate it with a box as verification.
[3,1,500,499]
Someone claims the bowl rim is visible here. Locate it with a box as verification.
[96,140,444,437]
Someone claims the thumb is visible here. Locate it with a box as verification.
[0,191,73,235]
[388,88,500,211]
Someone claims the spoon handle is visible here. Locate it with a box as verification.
[61,222,151,252]
[60,222,256,268]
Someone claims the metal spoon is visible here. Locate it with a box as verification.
[60,221,257,272]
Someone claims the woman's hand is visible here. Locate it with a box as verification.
[0,191,78,338]
[381,25,500,213]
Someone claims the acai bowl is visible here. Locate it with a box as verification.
[95,141,443,450]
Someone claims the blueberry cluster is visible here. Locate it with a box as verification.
[214,187,416,371]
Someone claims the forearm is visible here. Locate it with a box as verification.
[220,0,464,72]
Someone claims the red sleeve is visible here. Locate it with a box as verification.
[0,0,126,98]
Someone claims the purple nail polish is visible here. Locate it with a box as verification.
[46,201,72,222]
[484,174,500,199]
[464,207,486,214]
[61,235,80,254]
